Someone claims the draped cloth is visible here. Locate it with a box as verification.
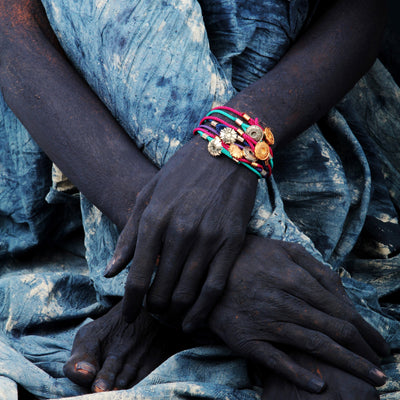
[1,0,400,398]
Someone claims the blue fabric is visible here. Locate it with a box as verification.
[1,0,400,398]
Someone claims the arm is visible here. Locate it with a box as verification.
[0,0,386,218]
[0,0,157,230]
[101,0,389,326]
[0,0,387,326]
[226,0,387,147]
[0,0,389,391]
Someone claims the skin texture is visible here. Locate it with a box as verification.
[64,302,194,392]
[0,0,388,327]
[0,0,390,396]
[101,0,390,327]
[261,350,380,400]
[104,137,259,326]
[208,236,388,392]
[63,236,389,394]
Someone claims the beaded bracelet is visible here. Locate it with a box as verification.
[194,106,275,178]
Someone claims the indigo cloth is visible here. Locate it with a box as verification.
[1,0,400,398]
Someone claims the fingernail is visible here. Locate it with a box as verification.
[308,377,326,393]
[75,361,96,377]
[103,262,114,278]
[93,380,108,392]
[369,368,387,385]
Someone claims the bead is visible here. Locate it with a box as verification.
[208,137,222,156]
[220,127,237,144]
[229,144,244,159]
[246,125,264,142]
[235,118,243,127]
[254,142,270,161]
[243,147,257,162]
[264,127,275,145]
[242,113,251,122]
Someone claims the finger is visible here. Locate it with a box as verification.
[273,323,387,387]
[146,225,194,314]
[91,355,123,392]
[104,180,157,278]
[288,244,390,357]
[114,360,139,390]
[122,216,164,322]
[63,325,101,387]
[103,212,139,278]
[234,340,327,393]
[182,241,240,332]
[167,235,218,319]
[286,242,350,301]
[280,268,380,364]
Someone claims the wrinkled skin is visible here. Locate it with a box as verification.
[105,135,258,328]
[64,302,193,392]
[208,236,389,392]
[0,0,390,396]
[260,350,379,400]
[65,236,389,394]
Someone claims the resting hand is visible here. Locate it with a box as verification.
[104,134,258,326]
[260,349,380,399]
[209,235,390,393]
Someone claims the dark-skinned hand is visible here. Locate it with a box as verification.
[104,134,258,327]
[260,349,380,399]
[208,235,390,393]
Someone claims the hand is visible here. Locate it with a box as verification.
[104,134,258,327]
[209,235,390,393]
[260,349,380,399]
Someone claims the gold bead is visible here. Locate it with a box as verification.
[229,144,244,159]
[254,142,270,161]
[242,113,251,122]
[264,127,275,145]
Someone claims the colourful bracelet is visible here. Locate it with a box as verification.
[194,106,275,178]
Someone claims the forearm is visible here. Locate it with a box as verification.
[226,0,387,148]
[0,0,387,231]
[0,2,157,230]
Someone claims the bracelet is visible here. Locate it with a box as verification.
[194,106,274,178]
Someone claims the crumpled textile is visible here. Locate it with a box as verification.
[1,0,400,398]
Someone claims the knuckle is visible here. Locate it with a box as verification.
[339,322,357,342]
[139,209,158,230]
[304,334,325,354]
[203,280,226,297]
[147,293,168,312]
[265,352,283,370]
[169,217,195,238]
[171,290,196,310]
[125,277,146,294]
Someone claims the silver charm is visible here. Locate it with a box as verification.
[208,137,223,156]
[246,125,264,142]
[219,127,237,144]
[243,147,257,162]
